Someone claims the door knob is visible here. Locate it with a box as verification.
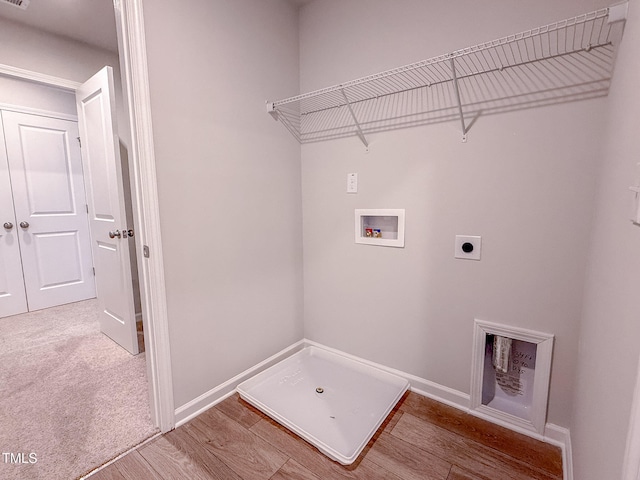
[19,221,29,229]
[109,230,122,239]
[3,222,13,230]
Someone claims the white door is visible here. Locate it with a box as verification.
[0,115,28,318]
[77,66,139,355]
[1,110,96,313]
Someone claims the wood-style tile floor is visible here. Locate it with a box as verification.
[89,391,562,480]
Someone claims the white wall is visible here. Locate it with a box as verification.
[0,17,131,146]
[0,76,76,116]
[0,17,119,86]
[570,1,640,478]
[0,17,122,119]
[141,0,303,408]
[299,0,612,428]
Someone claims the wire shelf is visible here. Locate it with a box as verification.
[267,5,627,145]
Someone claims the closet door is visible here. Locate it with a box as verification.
[0,115,28,318]
[2,111,96,311]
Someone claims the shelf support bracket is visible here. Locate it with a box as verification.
[450,58,468,142]
[340,89,369,151]
[266,102,279,121]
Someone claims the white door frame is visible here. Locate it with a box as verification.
[623,355,640,480]
[0,0,174,433]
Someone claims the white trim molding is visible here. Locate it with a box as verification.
[470,319,554,435]
[0,102,78,121]
[0,64,81,91]
[174,340,307,426]
[303,339,471,409]
[173,337,469,427]
[114,0,175,432]
[545,424,573,480]
[622,355,640,480]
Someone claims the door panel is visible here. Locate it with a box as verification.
[81,93,117,222]
[77,66,139,354]
[2,111,96,311]
[0,116,27,318]
[18,126,76,215]
[32,231,84,288]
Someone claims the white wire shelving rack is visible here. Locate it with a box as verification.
[267,4,628,146]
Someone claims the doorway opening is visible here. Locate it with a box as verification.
[0,70,156,479]
[0,0,173,476]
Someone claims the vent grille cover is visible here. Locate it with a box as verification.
[1,0,30,10]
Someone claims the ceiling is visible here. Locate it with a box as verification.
[0,0,118,52]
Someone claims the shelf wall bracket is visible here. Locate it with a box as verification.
[340,88,369,151]
[266,102,279,121]
[449,58,468,142]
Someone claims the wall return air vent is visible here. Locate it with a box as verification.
[0,0,30,10]
[267,3,628,146]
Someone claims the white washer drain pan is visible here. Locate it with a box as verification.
[237,346,409,465]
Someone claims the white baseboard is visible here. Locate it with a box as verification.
[174,339,306,426]
[544,423,573,480]
[302,339,471,409]
[172,338,572,479]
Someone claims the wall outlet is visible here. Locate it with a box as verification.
[455,235,482,260]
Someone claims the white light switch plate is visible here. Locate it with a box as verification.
[455,235,482,260]
[347,173,358,193]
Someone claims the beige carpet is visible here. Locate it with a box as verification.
[0,300,158,480]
